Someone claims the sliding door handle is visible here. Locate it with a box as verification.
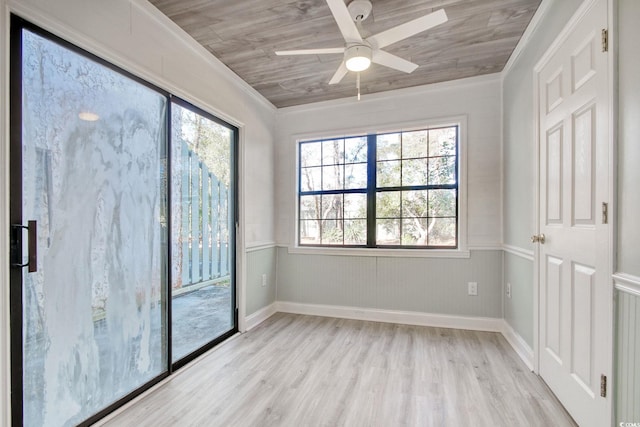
[11,220,37,272]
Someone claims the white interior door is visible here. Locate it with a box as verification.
[536,0,612,426]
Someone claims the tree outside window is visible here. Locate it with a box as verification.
[298,125,458,248]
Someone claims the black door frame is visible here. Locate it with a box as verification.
[169,95,239,371]
[9,15,239,426]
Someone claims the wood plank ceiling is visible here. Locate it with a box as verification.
[149,0,542,108]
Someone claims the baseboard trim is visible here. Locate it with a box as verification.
[500,320,534,371]
[275,301,503,332]
[245,302,535,371]
[245,303,277,330]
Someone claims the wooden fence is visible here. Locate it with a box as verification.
[179,142,230,289]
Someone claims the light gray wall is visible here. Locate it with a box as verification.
[502,0,584,249]
[246,247,277,316]
[274,74,503,319]
[617,0,640,277]
[501,0,583,345]
[277,248,503,318]
[503,1,640,418]
[503,252,534,346]
[616,0,640,424]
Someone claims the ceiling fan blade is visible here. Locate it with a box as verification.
[329,61,349,84]
[275,47,345,55]
[367,9,448,49]
[372,50,418,73]
[326,0,363,43]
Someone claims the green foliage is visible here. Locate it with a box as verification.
[299,128,457,246]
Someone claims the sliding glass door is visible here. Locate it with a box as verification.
[170,100,236,364]
[10,17,237,426]
[11,22,169,426]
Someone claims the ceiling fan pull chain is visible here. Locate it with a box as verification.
[357,72,361,100]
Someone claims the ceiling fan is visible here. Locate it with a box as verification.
[275,0,448,92]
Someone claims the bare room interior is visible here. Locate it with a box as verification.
[0,0,638,426]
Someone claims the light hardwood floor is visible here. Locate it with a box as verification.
[99,313,576,427]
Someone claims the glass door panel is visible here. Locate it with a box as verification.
[170,101,236,363]
[16,27,168,426]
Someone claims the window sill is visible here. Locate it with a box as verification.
[287,246,470,258]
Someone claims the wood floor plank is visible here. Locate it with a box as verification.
[97,313,577,427]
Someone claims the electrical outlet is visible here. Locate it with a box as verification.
[506,282,512,299]
[468,281,478,296]
[261,273,267,287]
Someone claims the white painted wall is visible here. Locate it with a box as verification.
[501,0,584,347]
[0,0,277,423]
[6,0,277,244]
[275,73,503,249]
[274,74,503,318]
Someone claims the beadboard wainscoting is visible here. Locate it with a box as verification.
[243,245,534,368]
[503,250,535,349]
[615,274,640,425]
[276,247,503,319]
[246,244,277,319]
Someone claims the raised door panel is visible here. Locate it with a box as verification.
[572,104,596,225]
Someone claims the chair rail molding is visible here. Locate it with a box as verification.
[613,272,640,297]
[503,244,534,261]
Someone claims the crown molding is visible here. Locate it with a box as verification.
[501,0,554,76]
[277,73,501,115]
[132,0,276,113]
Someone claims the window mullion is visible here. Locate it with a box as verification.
[366,134,377,247]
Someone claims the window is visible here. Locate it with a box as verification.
[298,125,459,248]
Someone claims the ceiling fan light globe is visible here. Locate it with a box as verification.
[344,44,372,72]
[346,56,371,72]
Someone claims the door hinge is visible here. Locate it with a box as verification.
[602,202,608,224]
[601,29,608,52]
[600,374,607,397]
